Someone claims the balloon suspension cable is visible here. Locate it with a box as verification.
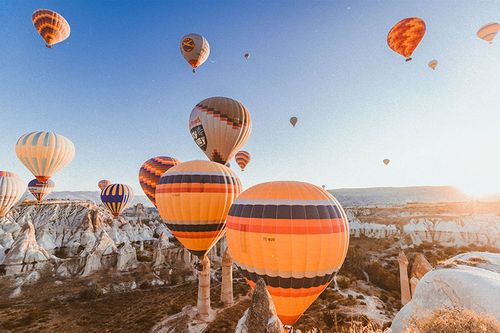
[405,57,412,62]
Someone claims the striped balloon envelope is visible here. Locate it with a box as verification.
[32,9,71,48]
[15,131,75,183]
[235,151,251,171]
[189,97,252,165]
[28,179,55,202]
[387,17,426,61]
[98,179,111,191]
[100,184,134,217]
[226,181,349,325]
[0,172,26,218]
[155,160,241,258]
[138,156,180,207]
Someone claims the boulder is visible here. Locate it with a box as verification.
[391,252,500,333]
[2,222,51,275]
[116,241,138,271]
[235,278,284,333]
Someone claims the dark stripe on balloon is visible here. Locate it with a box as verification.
[158,174,238,185]
[228,204,342,220]
[165,223,225,232]
[237,266,335,289]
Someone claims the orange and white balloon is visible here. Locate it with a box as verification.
[180,33,210,72]
[0,171,26,217]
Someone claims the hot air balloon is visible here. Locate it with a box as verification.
[387,17,426,61]
[100,184,134,217]
[235,151,251,171]
[477,23,500,43]
[383,159,390,165]
[139,156,180,206]
[98,180,111,191]
[428,60,438,70]
[226,181,349,326]
[180,33,210,73]
[189,97,252,165]
[16,131,75,183]
[32,9,71,48]
[244,53,250,60]
[0,171,26,218]
[155,160,241,258]
[28,179,54,202]
[290,117,298,127]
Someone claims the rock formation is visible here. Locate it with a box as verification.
[116,241,138,271]
[197,255,211,316]
[152,233,172,268]
[397,251,411,306]
[391,252,500,333]
[2,222,51,275]
[235,278,284,333]
[81,230,117,277]
[221,248,233,306]
[410,253,433,279]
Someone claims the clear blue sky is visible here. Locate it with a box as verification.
[1,1,499,196]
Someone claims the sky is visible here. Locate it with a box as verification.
[0,0,499,197]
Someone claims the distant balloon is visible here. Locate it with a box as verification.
[189,97,252,165]
[244,53,250,60]
[226,181,349,325]
[0,171,26,218]
[290,116,298,127]
[98,180,111,191]
[235,151,251,171]
[428,60,438,70]
[180,33,210,72]
[28,179,54,202]
[139,156,180,207]
[32,9,70,48]
[155,160,241,258]
[100,184,134,217]
[16,131,75,183]
[477,23,500,43]
[387,17,426,61]
[383,159,390,165]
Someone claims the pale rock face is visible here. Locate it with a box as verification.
[116,241,138,271]
[391,252,500,333]
[410,253,432,279]
[2,222,52,275]
[152,233,174,268]
[235,279,284,333]
[81,230,117,277]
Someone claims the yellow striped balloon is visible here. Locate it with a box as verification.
[16,131,75,183]
[32,9,71,48]
[180,33,210,72]
[100,184,134,217]
[235,150,251,171]
[477,22,500,43]
[0,171,26,217]
[155,160,241,258]
[226,181,349,325]
[189,97,252,165]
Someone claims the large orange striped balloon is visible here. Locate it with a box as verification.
[155,160,241,258]
[139,156,180,206]
[387,17,426,61]
[226,181,349,325]
[189,97,252,165]
[32,9,70,48]
[235,151,251,171]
